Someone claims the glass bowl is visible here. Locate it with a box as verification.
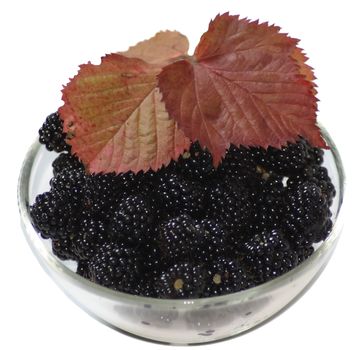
[18,128,345,345]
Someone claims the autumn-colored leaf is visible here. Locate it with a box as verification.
[60,13,325,174]
[119,30,189,66]
[291,47,317,94]
[158,13,325,165]
[59,54,190,173]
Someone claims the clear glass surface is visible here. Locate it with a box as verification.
[17,128,345,345]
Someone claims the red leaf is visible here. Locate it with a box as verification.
[119,30,189,66]
[158,13,325,165]
[59,54,190,173]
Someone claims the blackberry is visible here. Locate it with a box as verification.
[204,257,252,296]
[71,217,108,260]
[52,237,76,260]
[314,218,333,243]
[307,146,324,165]
[157,214,200,262]
[155,172,205,217]
[205,181,251,233]
[109,194,154,244]
[157,215,230,264]
[177,142,215,180]
[217,145,263,185]
[247,175,285,232]
[52,152,84,176]
[50,167,87,201]
[30,191,79,239]
[282,182,331,248]
[38,112,70,152]
[240,229,290,256]
[220,145,261,171]
[310,165,336,205]
[245,249,298,284]
[83,173,123,220]
[296,246,315,264]
[157,262,206,299]
[261,139,311,174]
[241,229,298,284]
[88,242,141,292]
[193,219,230,263]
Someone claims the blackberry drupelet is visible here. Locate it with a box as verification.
[88,242,141,292]
[157,262,206,299]
[52,152,84,176]
[109,194,153,243]
[204,257,252,296]
[38,112,70,152]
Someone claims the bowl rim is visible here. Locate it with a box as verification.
[17,126,346,308]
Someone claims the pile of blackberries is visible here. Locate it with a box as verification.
[30,112,336,298]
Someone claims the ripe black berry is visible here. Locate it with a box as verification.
[52,237,76,260]
[71,217,108,260]
[245,249,298,283]
[204,257,252,296]
[52,152,84,176]
[205,181,251,233]
[88,242,141,292]
[157,262,206,299]
[38,112,70,152]
[282,182,331,248]
[240,229,290,256]
[157,214,200,261]
[260,139,311,174]
[241,229,298,283]
[193,219,230,263]
[30,191,79,239]
[109,194,153,244]
[155,172,205,217]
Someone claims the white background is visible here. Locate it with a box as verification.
[0,0,354,349]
